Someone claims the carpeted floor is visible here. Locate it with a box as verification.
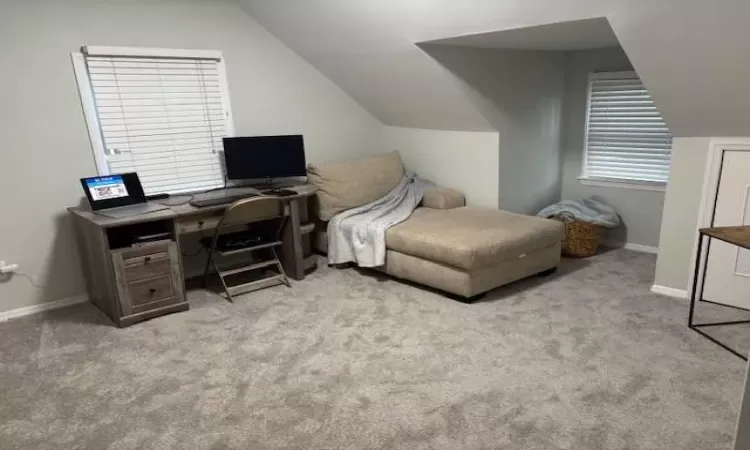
[1,249,749,449]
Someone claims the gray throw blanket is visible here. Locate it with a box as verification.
[328,173,426,267]
[537,197,621,228]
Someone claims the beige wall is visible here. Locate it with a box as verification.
[560,47,665,248]
[0,0,383,314]
[382,127,500,209]
[653,138,712,291]
[419,45,565,214]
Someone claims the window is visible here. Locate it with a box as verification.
[72,46,234,195]
[581,71,672,188]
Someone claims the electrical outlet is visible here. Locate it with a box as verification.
[0,261,20,274]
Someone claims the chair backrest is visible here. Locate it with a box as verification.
[217,196,284,229]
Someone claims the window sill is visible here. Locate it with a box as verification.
[577,177,666,192]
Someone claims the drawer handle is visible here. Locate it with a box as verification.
[149,288,157,295]
[144,257,151,263]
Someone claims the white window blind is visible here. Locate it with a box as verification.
[78,48,232,195]
[583,71,672,184]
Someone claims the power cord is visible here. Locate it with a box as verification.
[153,194,195,207]
[181,246,206,258]
[168,195,195,206]
[181,231,208,258]
[1,271,47,288]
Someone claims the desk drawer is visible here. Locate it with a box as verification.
[127,275,174,307]
[124,253,171,282]
[120,243,170,260]
[177,217,221,234]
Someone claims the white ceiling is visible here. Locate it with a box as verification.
[237,0,750,137]
[421,17,620,51]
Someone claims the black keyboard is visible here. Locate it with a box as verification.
[190,193,258,208]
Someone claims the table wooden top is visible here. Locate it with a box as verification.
[70,184,317,229]
[700,226,750,249]
[69,206,177,228]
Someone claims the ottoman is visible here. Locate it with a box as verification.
[382,206,565,299]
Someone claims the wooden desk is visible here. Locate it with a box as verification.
[689,226,750,360]
[69,184,318,327]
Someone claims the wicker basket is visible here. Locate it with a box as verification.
[555,212,604,258]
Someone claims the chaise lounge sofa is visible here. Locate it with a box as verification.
[307,152,564,301]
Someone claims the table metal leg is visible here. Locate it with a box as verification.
[688,234,704,327]
[687,233,750,361]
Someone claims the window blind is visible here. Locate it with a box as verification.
[84,54,229,195]
[583,72,672,184]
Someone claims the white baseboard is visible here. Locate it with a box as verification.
[603,241,659,254]
[0,294,89,322]
[650,285,688,299]
[622,243,659,254]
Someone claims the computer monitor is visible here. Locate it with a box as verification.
[223,135,307,181]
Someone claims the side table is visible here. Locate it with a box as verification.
[689,226,750,360]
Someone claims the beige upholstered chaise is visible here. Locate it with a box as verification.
[307,152,564,301]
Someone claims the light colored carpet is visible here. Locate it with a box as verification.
[1,249,748,449]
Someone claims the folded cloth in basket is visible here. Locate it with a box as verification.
[537,197,621,228]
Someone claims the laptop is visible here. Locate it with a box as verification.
[80,173,169,219]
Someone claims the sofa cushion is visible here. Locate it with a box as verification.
[307,151,404,221]
[385,207,564,270]
[422,187,465,210]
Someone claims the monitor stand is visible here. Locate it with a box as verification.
[250,177,302,190]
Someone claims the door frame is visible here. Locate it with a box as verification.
[690,138,750,298]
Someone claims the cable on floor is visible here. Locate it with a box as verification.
[12,272,47,289]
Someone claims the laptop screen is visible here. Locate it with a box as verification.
[80,172,147,210]
[85,175,130,201]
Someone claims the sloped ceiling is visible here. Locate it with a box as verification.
[237,0,750,137]
[423,17,620,51]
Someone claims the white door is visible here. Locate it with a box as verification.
[704,150,750,310]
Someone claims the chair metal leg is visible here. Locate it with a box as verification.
[218,276,233,302]
[212,258,234,302]
[687,233,749,361]
[273,248,291,287]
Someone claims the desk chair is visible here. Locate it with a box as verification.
[201,197,290,301]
